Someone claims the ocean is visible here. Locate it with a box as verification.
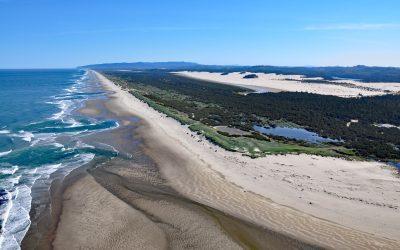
[0,69,118,249]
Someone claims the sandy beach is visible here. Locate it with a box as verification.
[47,74,311,249]
[53,174,170,250]
[24,70,400,249]
[175,71,400,97]
[5,1,400,249]
[92,71,400,249]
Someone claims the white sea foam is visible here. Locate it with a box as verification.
[52,143,64,148]
[51,100,73,120]
[0,162,67,250]
[39,163,62,179]
[8,175,21,187]
[16,131,34,143]
[30,133,56,147]
[0,150,12,157]
[48,72,90,122]
[0,191,12,222]
[77,153,95,165]
[0,190,14,250]
[65,118,82,127]
[0,185,32,250]
[0,70,117,249]
[0,166,19,175]
[75,140,95,149]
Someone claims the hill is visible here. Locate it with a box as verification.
[79,62,400,82]
[79,61,201,70]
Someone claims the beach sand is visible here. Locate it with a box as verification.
[335,79,400,92]
[24,70,400,249]
[53,174,169,250]
[174,71,399,97]
[50,79,310,249]
[94,71,400,249]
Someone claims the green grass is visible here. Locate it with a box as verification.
[123,85,353,158]
[189,123,347,158]
[130,90,195,125]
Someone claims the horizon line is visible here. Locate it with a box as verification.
[2,62,400,70]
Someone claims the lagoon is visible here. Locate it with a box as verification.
[253,125,339,144]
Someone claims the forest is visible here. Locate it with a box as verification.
[104,70,400,161]
[82,62,400,82]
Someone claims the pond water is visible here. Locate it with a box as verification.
[253,125,340,144]
[389,162,400,171]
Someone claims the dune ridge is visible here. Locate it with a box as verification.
[94,71,400,249]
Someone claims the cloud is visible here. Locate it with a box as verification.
[304,23,400,31]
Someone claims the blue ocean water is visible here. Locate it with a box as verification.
[0,69,118,249]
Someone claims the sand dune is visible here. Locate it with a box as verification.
[336,79,400,92]
[175,71,399,97]
[95,71,400,249]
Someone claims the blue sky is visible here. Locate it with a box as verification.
[1,0,400,68]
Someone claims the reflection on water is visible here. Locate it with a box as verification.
[253,125,340,144]
[389,162,400,171]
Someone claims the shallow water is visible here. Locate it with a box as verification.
[74,78,317,249]
[0,69,118,249]
[253,125,339,144]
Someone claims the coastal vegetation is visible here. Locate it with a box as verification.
[243,74,258,79]
[103,70,400,161]
[123,84,347,157]
[82,62,400,82]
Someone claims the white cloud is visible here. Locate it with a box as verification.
[305,23,400,31]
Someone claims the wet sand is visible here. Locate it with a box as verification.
[23,73,316,249]
[22,70,400,249]
[61,90,313,249]
[94,70,400,249]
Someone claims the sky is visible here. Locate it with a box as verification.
[1,0,400,68]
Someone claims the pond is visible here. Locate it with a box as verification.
[388,162,400,171]
[253,125,340,144]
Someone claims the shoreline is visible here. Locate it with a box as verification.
[95,71,400,248]
[49,75,313,249]
[21,160,93,249]
[22,70,400,249]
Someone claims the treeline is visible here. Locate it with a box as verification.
[201,65,400,82]
[88,63,400,82]
[105,70,400,160]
